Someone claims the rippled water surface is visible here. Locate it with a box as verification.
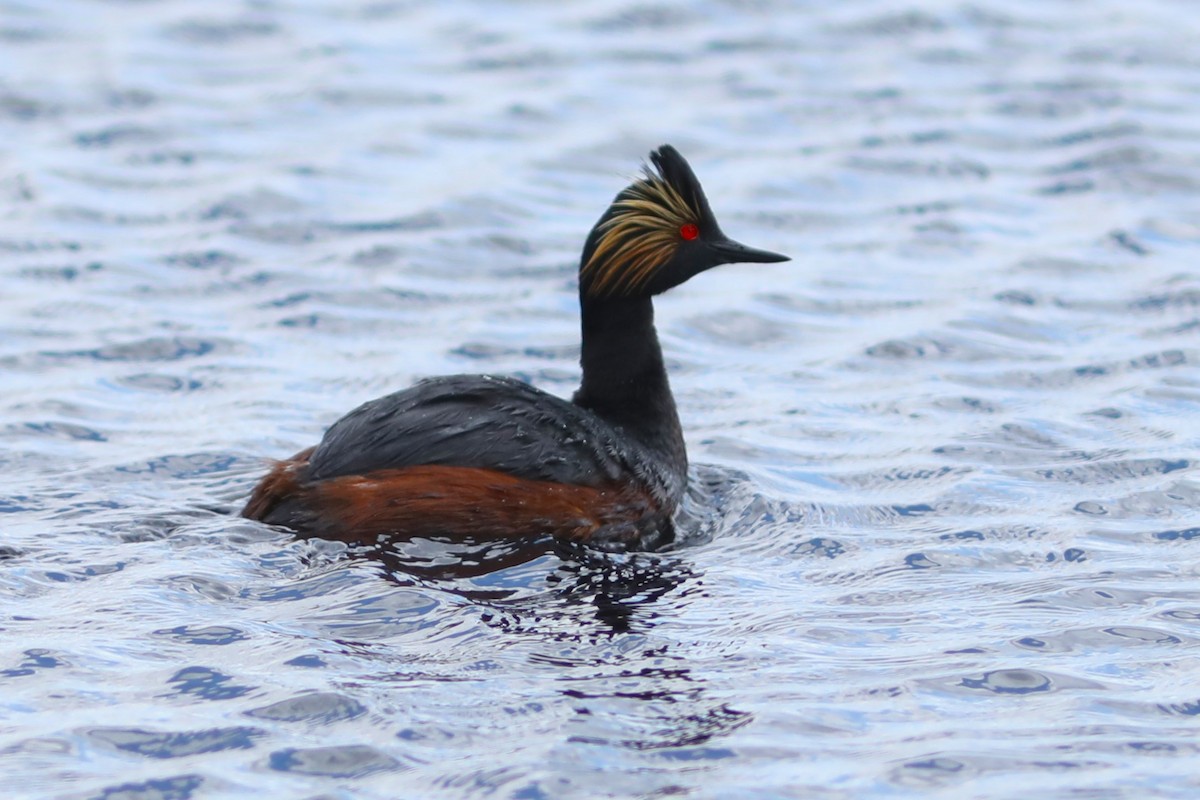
[4,1,1200,797]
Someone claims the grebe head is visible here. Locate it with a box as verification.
[579,144,788,300]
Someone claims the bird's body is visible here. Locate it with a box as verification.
[243,145,786,550]
[245,373,683,548]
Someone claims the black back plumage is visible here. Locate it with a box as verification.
[305,375,686,505]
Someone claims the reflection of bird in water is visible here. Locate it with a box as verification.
[359,534,699,634]
[242,146,786,551]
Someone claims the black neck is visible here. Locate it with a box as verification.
[572,296,686,473]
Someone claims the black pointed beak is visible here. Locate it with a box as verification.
[710,237,790,265]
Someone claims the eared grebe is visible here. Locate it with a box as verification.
[243,145,788,550]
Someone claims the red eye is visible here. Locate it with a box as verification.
[680,223,699,241]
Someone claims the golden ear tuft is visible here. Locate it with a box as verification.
[582,173,697,298]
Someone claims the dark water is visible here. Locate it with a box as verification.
[3,1,1200,797]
